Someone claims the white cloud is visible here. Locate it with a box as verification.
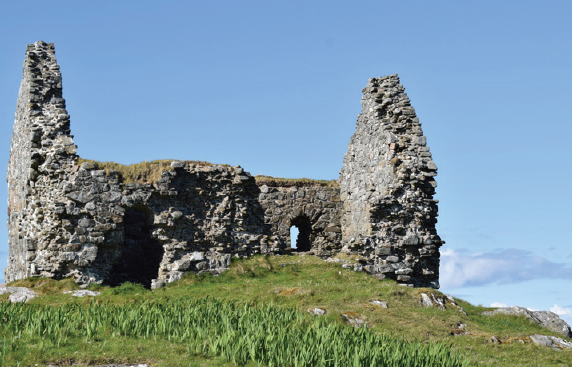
[490,302,508,308]
[550,304,572,326]
[440,247,572,288]
[551,304,572,318]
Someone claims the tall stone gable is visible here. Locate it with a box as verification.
[339,75,442,288]
[6,42,442,289]
[7,41,82,282]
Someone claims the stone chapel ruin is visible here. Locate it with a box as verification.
[6,41,443,289]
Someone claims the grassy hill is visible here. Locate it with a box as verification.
[1,254,571,366]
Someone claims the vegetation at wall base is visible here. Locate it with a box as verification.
[1,254,571,366]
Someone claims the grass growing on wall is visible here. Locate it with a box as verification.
[77,158,174,183]
[254,175,339,187]
[77,158,339,187]
[77,159,226,184]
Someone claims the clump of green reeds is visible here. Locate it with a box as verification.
[0,297,467,367]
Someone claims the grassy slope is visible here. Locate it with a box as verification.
[4,254,572,367]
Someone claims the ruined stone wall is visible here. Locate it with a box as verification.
[339,75,442,288]
[258,183,342,257]
[6,42,281,288]
[6,41,82,282]
[120,162,278,289]
[6,42,128,284]
[6,42,442,289]
[52,162,124,285]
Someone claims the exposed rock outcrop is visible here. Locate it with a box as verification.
[420,293,467,315]
[529,334,572,350]
[0,286,36,303]
[482,306,572,338]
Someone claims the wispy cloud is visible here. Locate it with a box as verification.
[551,305,572,318]
[440,248,572,288]
[490,302,508,308]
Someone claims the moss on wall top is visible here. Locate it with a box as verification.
[254,175,339,188]
[77,159,227,184]
[77,159,338,187]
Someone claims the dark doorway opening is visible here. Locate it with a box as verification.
[290,215,312,252]
[107,208,163,289]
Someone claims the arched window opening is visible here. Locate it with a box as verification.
[289,215,312,252]
[107,208,163,289]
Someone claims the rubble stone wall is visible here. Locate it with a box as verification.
[6,42,442,289]
[339,75,442,288]
[6,42,129,285]
[258,184,342,257]
[120,162,279,289]
[6,41,87,283]
[5,42,281,288]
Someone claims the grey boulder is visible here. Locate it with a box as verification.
[529,334,572,350]
[0,286,36,303]
[63,290,101,297]
[482,306,571,338]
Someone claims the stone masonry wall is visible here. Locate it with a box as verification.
[6,41,83,282]
[6,41,128,284]
[258,183,342,257]
[6,42,442,289]
[339,75,442,288]
[5,42,281,288]
[120,161,279,289]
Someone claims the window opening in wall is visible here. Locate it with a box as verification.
[289,227,299,249]
[107,208,164,289]
[289,215,312,252]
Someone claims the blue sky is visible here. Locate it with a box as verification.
[1,1,571,323]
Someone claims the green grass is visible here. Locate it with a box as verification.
[0,298,466,367]
[76,158,231,184]
[254,175,339,187]
[2,254,571,366]
[77,158,175,184]
[75,159,337,187]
